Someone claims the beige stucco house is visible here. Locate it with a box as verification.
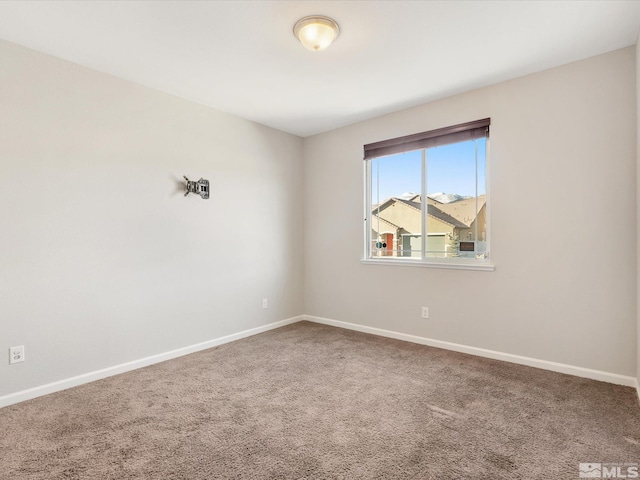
[371,194,486,257]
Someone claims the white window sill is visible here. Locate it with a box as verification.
[360,258,495,271]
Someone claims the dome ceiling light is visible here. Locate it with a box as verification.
[293,15,340,52]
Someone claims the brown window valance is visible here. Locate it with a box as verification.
[364,118,490,160]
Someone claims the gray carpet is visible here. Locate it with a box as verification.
[1,321,639,479]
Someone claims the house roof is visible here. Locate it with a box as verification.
[393,198,469,229]
[431,195,486,227]
[373,197,469,230]
[426,204,469,229]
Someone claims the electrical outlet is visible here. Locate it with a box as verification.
[9,345,25,364]
[421,307,430,319]
[262,298,268,309]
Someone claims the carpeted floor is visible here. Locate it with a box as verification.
[1,321,639,479]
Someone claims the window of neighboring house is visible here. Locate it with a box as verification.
[363,118,492,270]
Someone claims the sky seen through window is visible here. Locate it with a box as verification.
[371,139,486,202]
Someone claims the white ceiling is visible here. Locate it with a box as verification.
[0,1,639,137]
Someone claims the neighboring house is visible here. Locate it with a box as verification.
[432,194,487,244]
[371,194,486,257]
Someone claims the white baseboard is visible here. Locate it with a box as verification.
[304,315,639,389]
[3,314,638,409]
[0,316,303,409]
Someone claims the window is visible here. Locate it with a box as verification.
[363,118,491,269]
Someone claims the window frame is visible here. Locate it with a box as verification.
[362,119,494,271]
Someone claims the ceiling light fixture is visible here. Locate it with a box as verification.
[293,15,340,52]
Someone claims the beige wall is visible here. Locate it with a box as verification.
[637,35,640,393]
[304,47,637,376]
[426,216,454,235]
[463,205,487,242]
[0,40,304,398]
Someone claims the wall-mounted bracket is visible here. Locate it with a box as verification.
[184,176,209,199]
